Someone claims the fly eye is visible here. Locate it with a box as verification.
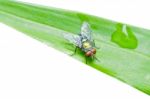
[92,49,96,54]
[85,51,92,57]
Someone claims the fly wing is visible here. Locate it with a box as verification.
[80,22,93,42]
[63,33,82,48]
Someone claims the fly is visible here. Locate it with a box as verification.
[64,22,99,64]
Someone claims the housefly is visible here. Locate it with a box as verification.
[64,22,99,64]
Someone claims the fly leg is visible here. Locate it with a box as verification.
[70,46,78,56]
[93,55,100,62]
[85,56,88,64]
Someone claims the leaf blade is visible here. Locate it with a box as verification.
[0,1,150,95]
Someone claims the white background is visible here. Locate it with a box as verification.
[0,0,150,99]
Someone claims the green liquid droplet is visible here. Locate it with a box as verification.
[111,23,138,49]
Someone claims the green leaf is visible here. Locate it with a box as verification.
[0,0,150,95]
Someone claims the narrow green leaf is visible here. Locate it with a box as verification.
[0,0,150,95]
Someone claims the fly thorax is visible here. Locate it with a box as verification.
[82,38,87,42]
[82,41,91,49]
